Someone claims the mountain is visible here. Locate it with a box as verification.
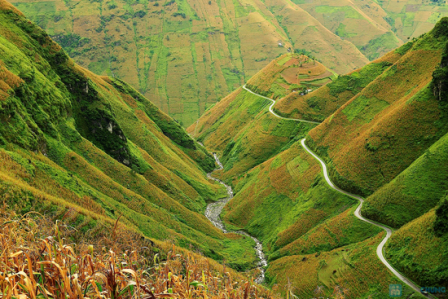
[0,0,266,274]
[9,0,448,128]
[378,0,448,41]
[278,0,403,61]
[8,0,371,127]
[189,18,448,298]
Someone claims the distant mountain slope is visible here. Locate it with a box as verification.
[289,0,403,60]
[9,0,371,126]
[378,0,448,41]
[246,53,335,99]
[0,0,260,270]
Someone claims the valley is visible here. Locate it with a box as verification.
[205,152,268,284]
[2,0,448,298]
[221,82,426,296]
[189,19,448,298]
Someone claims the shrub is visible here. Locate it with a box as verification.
[434,198,448,236]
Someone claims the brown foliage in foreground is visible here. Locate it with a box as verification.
[0,207,279,299]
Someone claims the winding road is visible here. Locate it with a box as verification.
[242,85,321,125]
[241,85,429,296]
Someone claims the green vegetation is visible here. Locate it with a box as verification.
[360,32,401,60]
[386,207,448,288]
[434,197,448,237]
[0,2,259,273]
[314,5,362,19]
[11,0,378,128]
[189,17,448,298]
[362,130,448,228]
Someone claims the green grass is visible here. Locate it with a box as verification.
[362,131,448,228]
[342,96,389,122]
[314,5,363,19]
[0,5,259,272]
[386,207,448,289]
[360,32,401,61]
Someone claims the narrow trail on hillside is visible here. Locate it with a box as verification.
[202,149,267,283]
[243,85,428,296]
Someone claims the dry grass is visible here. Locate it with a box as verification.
[0,205,279,299]
[0,62,23,101]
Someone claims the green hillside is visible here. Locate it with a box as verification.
[0,0,261,272]
[3,0,448,296]
[9,0,371,127]
[9,0,448,127]
[189,17,448,298]
[306,18,448,197]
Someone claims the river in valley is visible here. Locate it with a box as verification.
[205,153,267,284]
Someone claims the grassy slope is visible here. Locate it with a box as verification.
[188,86,316,182]
[9,0,370,127]
[0,1,259,270]
[187,34,409,298]
[377,0,448,41]
[386,206,448,289]
[307,23,448,197]
[267,233,419,299]
[188,17,448,297]
[296,0,404,60]
[263,0,369,73]
[273,48,406,121]
[187,54,333,181]
[362,130,448,228]
[246,53,334,99]
[298,18,448,293]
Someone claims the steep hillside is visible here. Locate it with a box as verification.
[306,19,448,197]
[378,0,448,41]
[292,0,448,60]
[273,49,406,121]
[292,0,403,60]
[187,53,331,180]
[246,53,335,99]
[189,17,448,298]
[9,0,370,126]
[0,0,261,271]
[386,203,448,290]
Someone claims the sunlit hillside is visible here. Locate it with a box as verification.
[9,0,371,126]
[378,0,448,40]
[189,17,448,298]
[0,0,263,274]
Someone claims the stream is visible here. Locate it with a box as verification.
[205,153,268,284]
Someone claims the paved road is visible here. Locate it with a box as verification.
[242,85,321,125]
[242,85,430,297]
[300,139,426,296]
